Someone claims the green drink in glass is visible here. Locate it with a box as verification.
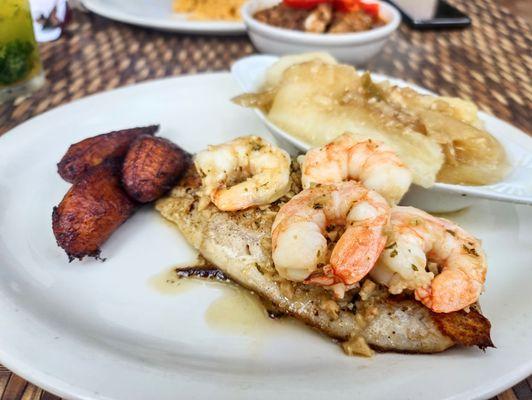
[0,0,45,101]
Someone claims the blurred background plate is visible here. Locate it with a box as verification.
[82,0,246,34]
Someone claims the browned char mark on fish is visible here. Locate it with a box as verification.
[431,306,494,350]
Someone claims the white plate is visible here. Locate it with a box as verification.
[82,0,245,34]
[231,55,532,208]
[0,73,531,400]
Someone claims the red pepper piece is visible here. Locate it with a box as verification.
[283,0,330,9]
[361,2,380,18]
[334,0,361,12]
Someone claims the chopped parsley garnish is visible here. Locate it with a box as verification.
[462,244,479,257]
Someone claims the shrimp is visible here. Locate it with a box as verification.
[300,133,412,205]
[271,181,390,297]
[370,206,487,313]
[194,136,291,211]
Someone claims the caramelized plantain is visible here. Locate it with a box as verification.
[122,136,190,203]
[57,125,159,183]
[52,163,137,261]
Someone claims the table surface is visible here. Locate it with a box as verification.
[0,0,531,399]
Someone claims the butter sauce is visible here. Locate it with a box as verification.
[149,265,272,335]
[205,285,271,335]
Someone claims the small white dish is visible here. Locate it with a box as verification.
[231,54,532,210]
[82,0,246,34]
[0,73,531,400]
[241,0,401,65]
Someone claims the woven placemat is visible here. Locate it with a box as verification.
[368,0,532,133]
[0,0,531,136]
[0,0,531,399]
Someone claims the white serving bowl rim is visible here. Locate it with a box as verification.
[242,0,401,45]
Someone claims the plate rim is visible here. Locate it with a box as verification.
[0,72,228,146]
[81,0,246,34]
[0,72,531,400]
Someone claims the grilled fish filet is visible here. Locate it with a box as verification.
[156,166,493,353]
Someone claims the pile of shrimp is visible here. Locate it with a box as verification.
[194,134,487,313]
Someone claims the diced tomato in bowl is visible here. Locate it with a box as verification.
[282,0,380,19]
[283,0,329,9]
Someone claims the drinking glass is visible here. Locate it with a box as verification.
[0,0,45,102]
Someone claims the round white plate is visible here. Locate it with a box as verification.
[0,73,531,400]
[82,0,246,34]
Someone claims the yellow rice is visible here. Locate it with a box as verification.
[172,0,245,21]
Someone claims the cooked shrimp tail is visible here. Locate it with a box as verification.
[300,133,412,204]
[370,206,487,313]
[272,182,390,296]
[331,221,387,284]
[194,136,291,211]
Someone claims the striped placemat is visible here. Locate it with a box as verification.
[0,0,530,399]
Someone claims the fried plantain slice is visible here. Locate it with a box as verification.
[122,136,190,203]
[52,163,137,261]
[57,125,159,183]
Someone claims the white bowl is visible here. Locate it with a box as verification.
[241,0,401,65]
[231,54,532,211]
